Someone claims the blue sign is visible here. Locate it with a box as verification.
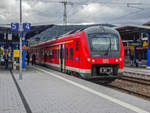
[147,50,150,66]
[23,23,31,32]
[76,57,79,61]
[11,23,19,32]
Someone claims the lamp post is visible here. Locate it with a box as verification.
[19,0,22,80]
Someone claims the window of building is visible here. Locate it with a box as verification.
[70,48,73,60]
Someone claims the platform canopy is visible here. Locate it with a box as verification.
[0,24,53,41]
[115,24,150,41]
[115,24,150,67]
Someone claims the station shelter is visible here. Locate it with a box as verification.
[115,24,150,68]
[0,24,53,69]
[0,25,20,69]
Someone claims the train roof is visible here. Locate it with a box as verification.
[84,26,119,35]
[29,26,118,48]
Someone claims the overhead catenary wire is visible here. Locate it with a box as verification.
[2,0,150,26]
[70,1,148,24]
[110,3,150,23]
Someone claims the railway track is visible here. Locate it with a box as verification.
[118,76,150,86]
[90,74,150,100]
[109,76,150,100]
[123,71,150,81]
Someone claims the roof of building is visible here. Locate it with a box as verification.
[115,24,150,34]
[29,24,115,45]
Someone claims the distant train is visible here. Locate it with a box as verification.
[29,26,124,83]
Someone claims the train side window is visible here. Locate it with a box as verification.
[55,50,57,58]
[58,49,59,58]
[76,41,78,50]
[70,48,73,60]
[49,50,51,58]
[52,50,54,58]
[66,48,68,60]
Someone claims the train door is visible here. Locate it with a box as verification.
[75,39,80,68]
[59,44,65,71]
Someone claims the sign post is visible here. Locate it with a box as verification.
[22,23,31,69]
[11,23,19,32]
[19,27,22,80]
[147,39,150,67]
[22,40,26,69]
[10,0,31,80]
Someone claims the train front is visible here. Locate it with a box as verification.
[84,26,124,81]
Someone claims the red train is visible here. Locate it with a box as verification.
[29,26,124,82]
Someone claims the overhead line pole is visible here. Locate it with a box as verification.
[62,1,67,32]
[63,1,67,26]
[19,0,22,80]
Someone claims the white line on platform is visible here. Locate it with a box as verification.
[34,67,149,113]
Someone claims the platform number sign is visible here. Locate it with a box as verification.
[23,23,31,32]
[11,23,19,32]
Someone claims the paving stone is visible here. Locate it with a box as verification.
[12,66,144,113]
[0,69,26,113]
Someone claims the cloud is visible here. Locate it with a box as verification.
[0,0,150,25]
[70,3,124,24]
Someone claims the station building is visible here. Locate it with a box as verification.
[115,24,150,67]
[0,24,52,68]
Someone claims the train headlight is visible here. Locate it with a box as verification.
[92,59,95,62]
[119,58,122,61]
[116,59,118,62]
[87,58,91,62]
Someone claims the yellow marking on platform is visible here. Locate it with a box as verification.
[36,71,43,76]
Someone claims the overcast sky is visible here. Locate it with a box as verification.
[0,0,150,26]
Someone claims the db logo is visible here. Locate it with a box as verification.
[103,59,109,63]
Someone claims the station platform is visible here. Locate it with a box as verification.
[123,66,150,80]
[0,66,150,113]
[124,67,150,75]
[0,68,26,113]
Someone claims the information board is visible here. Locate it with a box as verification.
[13,50,19,58]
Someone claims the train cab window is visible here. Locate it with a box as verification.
[70,48,73,60]
[55,50,57,58]
[76,41,79,51]
[52,50,55,58]
[66,48,68,60]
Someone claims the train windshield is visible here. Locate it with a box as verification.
[88,33,119,52]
